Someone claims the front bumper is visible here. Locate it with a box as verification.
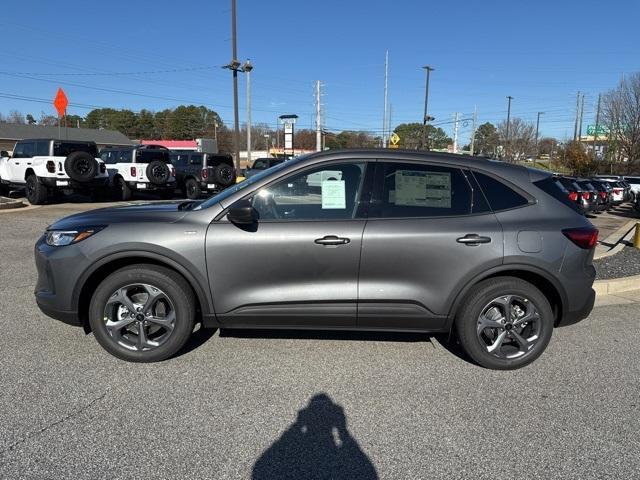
[40,176,109,189]
[34,235,84,327]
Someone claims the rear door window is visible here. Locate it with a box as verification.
[170,153,189,167]
[118,150,132,163]
[100,151,118,164]
[370,162,473,218]
[35,141,50,156]
[190,153,203,166]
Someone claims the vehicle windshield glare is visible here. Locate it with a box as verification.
[195,155,306,210]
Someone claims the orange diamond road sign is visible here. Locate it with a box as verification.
[53,88,68,117]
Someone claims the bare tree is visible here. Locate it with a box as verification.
[497,117,536,162]
[7,110,26,124]
[602,72,640,169]
[39,112,58,126]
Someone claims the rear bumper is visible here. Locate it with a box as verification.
[557,288,595,327]
[127,181,176,191]
[40,176,109,189]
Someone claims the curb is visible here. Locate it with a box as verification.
[0,196,26,210]
[594,219,637,260]
[0,202,41,214]
[593,274,640,296]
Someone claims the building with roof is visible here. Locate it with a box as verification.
[0,123,133,152]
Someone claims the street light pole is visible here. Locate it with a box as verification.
[535,111,544,167]
[421,66,434,150]
[505,95,513,161]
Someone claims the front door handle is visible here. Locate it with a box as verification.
[314,235,350,246]
[457,234,491,246]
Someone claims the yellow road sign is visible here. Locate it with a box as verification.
[390,132,400,146]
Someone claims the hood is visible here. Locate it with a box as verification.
[48,202,189,230]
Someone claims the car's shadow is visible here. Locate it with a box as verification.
[204,328,476,365]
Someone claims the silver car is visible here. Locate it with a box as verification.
[35,150,597,369]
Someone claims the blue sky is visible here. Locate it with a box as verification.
[1,0,638,142]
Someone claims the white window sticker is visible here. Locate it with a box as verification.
[394,170,451,208]
[321,180,346,209]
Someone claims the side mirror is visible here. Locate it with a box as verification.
[0,151,9,158]
[227,199,257,224]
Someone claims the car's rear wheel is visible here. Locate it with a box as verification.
[455,277,553,370]
[184,178,200,199]
[115,176,132,201]
[25,175,48,204]
[89,265,195,362]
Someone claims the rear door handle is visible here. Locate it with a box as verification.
[314,235,350,246]
[457,234,491,246]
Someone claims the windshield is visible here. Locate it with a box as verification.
[195,155,307,210]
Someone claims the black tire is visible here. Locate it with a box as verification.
[88,264,196,362]
[146,160,170,186]
[213,163,235,186]
[184,178,200,199]
[25,175,48,204]
[115,176,132,201]
[455,277,554,370]
[65,151,98,183]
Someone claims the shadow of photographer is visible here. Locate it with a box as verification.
[252,393,378,480]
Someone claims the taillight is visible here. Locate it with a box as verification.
[201,168,208,179]
[130,166,137,177]
[563,227,599,249]
[568,191,578,201]
[613,188,622,194]
[582,192,590,200]
[171,167,176,177]
[46,160,55,173]
[599,191,606,199]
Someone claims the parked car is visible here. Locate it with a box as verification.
[575,179,601,213]
[245,157,285,178]
[556,176,586,213]
[623,176,640,201]
[588,179,613,211]
[34,150,597,370]
[99,144,177,201]
[0,139,109,204]
[169,151,236,199]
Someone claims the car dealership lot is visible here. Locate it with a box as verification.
[1,203,639,479]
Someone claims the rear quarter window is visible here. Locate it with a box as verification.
[53,142,97,157]
[472,171,529,211]
[533,177,581,213]
[136,149,170,163]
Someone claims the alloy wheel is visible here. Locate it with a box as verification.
[476,295,541,359]
[102,283,176,351]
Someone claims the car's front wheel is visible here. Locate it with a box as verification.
[89,265,195,362]
[455,277,554,370]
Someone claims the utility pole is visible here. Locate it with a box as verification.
[315,80,322,151]
[593,94,601,161]
[452,112,460,154]
[573,91,581,141]
[382,50,389,148]
[470,105,477,156]
[505,95,513,161]
[421,66,434,150]
[244,60,253,165]
[229,0,241,171]
[535,111,544,167]
[578,93,585,139]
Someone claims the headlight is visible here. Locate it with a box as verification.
[45,227,103,247]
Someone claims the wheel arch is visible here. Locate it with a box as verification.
[75,252,213,333]
[447,265,567,330]
[24,167,36,181]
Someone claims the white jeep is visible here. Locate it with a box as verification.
[0,139,109,204]
[99,144,177,201]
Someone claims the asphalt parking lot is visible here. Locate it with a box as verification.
[1,202,639,479]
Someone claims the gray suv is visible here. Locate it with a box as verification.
[34,150,597,369]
